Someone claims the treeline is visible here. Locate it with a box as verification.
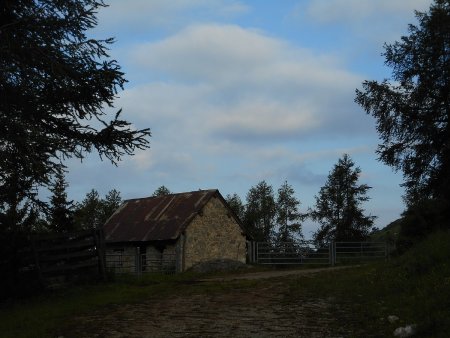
[32,169,122,234]
[226,180,305,244]
[43,175,173,233]
[224,154,376,246]
[38,152,376,247]
[146,154,376,246]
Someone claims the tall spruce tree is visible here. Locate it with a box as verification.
[101,189,121,223]
[48,169,74,233]
[74,188,122,230]
[355,0,450,205]
[225,193,245,222]
[152,186,171,197]
[244,181,276,242]
[0,0,151,231]
[275,181,304,243]
[311,154,376,246]
[74,189,103,230]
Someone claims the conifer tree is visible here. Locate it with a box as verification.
[311,154,376,246]
[152,186,171,197]
[74,188,122,230]
[1,0,151,231]
[225,193,245,222]
[48,169,74,233]
[355,0,450,205]
[244,181,276,242]
[275,181,304,243]
[101,189,121,222]
[74,189,103,230]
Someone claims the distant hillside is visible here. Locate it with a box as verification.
[370,218,402,245]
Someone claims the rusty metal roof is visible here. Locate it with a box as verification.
[103,189,226,243]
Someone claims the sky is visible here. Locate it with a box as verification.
[64,0,432,238]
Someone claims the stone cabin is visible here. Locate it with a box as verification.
[103,189,247,273]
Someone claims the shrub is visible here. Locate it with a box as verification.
[396,198,450,253]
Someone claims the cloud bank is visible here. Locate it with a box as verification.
[65,0,411,236]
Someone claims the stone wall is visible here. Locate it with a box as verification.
[106,244,175,273]
[105,246,137,273]
[183,196,246,270]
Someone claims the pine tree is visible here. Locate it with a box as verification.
[0,0,151,231]
[355,0,450,205]
[311,154,376,246]
[225,193,245,222]
[244,181,276,242]
[275,181,304,243]
[48,169,74,233]
[74,189,103,230]
[101,189,121,223]
[152,186,171,197]
[74,188,122,230]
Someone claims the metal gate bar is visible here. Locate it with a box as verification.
[255,241,387,266]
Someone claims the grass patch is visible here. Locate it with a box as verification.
[0,272,201,338]
[2,233,449,337]
[287,231,450,337]
[0,270,262,338]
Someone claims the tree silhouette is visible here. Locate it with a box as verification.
[275,181,304,243]
[244,181,276,242]
[225,193,245,222]
[311,154,376,246]
[355,0,450,205]
[152,186,171,197]
[0,0,151,231]
[48,169,74,233]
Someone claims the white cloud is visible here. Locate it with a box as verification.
[132,23,359,85]
[210,99,320,138]
[62,2,407,233]
[126,24,364,142]
[132,149,155,170]
[98,22,379,208]
[132,24,282,83]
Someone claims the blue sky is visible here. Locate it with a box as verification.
[65,0,432,238]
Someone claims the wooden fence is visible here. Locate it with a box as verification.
[30,229,106,286]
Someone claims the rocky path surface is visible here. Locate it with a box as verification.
[199,265,354,281]
[59,268,360,338]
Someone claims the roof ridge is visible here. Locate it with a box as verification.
[123,189,218,202]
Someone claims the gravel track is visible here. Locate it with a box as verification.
[59,267,360,338]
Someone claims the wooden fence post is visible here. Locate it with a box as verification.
[30,235,45,287]
[94,228,107,280]
[135,246,141,276]
[329,242,336,266]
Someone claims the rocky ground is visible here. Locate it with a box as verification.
[57,268,367,338]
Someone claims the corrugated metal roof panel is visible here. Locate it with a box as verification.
[103,189,218,243]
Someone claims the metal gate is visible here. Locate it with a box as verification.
[253,241,387,266]
[332,241,387,265]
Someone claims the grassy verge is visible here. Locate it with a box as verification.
[287,231,450,337]
[0,272,195,338]
[0,270,262,338]
[1,232,448,337]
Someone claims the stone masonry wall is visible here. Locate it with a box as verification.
[183,196,246,270]
[105,246,137,273]
[106,245,164,273]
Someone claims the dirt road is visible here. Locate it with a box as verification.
[58,268,361,337]
[199,265,354,281]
